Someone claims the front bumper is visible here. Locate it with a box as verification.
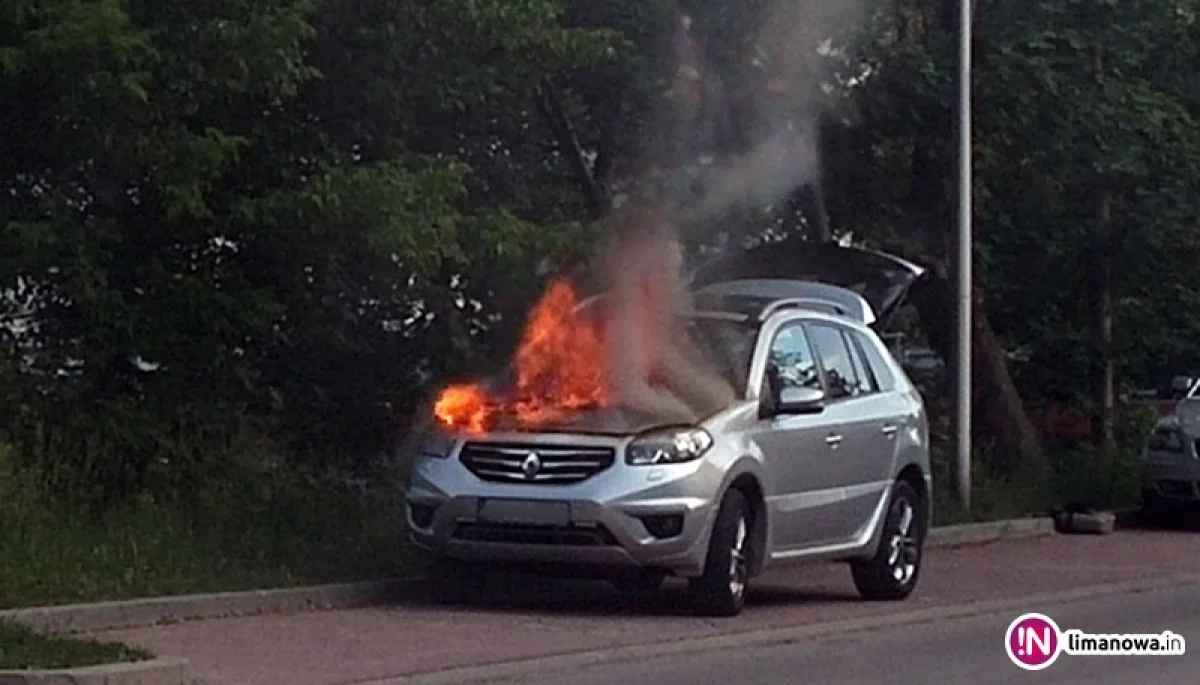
[1142,450,1200,501]
[404,438,730,577]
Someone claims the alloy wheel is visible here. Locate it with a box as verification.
[886,498,919,584]
[728,515,749,600]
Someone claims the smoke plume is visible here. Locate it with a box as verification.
[426,0,871,434]
[596,0,867,425]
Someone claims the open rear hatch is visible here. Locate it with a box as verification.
[687,238,926,331]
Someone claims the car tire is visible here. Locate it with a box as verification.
[688,489,752,617]
[428,558,485,606]
[1140,489,1197,529]
[609,569,666,595]
[1141,489,1174,528]
[851,479,925,601]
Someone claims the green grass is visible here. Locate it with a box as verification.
[930,445,1144,526]
[0,445,414,610]
[0,621,152,670]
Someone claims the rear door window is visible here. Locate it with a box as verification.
[838,330,875,395]
[807,324,864,401]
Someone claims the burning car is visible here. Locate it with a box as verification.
[405,238,932,616]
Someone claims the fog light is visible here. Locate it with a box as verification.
[409,502,436,529]
[640,514,684,539]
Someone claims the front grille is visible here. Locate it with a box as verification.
[460,442,615,484]
[453,522,617,546]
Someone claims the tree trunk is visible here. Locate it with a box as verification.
[911,272,1046,477]
[1092,192,1115,453]
[803,175,832,242]
[1089,45,1116,455]
[536,77,609,220]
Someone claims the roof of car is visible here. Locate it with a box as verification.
[690,279,877,326]
[574,281,876,329]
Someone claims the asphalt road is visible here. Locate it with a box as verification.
[492,580,1200,685]
[99,531,1200,685]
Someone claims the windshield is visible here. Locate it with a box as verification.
[573,294,758,393]
[472,313,756,435]
[685,316,760,395]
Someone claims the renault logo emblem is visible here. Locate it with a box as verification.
[521,452,542,480]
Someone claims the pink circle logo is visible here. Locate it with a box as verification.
[1005,613,1062,670]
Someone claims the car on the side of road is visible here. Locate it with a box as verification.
[1143,376,1200,521]
[405,241,933,616]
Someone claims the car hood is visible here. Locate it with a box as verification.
[687,239,926,331]
[477,408,683,437]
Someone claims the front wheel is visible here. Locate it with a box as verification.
[1141,489,1175,528]
[851,479,925,601]
[609,569,666,595]
[688,489,752,617]
[428,557,486,606]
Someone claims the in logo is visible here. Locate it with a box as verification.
[1005,613,1063,670]
[521,452,542,480]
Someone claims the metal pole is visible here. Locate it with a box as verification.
[955,0,973,508]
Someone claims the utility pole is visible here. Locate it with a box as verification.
[955,0,973,508]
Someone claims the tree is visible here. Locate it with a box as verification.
[0,0,618,497]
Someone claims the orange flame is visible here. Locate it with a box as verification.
[432,384,492,434]
[432,278,613,434]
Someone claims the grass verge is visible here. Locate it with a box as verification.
[930,445,1143,526]
[0,444,413,610]
[0,621,151,670]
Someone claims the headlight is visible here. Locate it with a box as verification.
[626,427,714,466]
[419,430,458,459]
[1147,426,1185,453]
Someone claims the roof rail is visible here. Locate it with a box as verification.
[689,309,752,322]
[759,297,849,321]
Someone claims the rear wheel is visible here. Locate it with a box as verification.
[688,489,752,617]
[428,558,486,605]
[851,480,924,601]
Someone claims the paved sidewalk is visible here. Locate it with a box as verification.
[97,530,1200,685]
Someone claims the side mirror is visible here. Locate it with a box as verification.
[777,386,826,415]
[759,364,783,419]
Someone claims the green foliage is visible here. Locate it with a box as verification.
[0,0,618,495]
[973,0,1200,402]
[0,442,412,609]
[929,400,1154,525]
[0,621,151,670]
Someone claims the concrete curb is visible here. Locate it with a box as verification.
[363,572,1200,685]
[0,579,423,635]
[0,657,190,685]
[0,515,1057,635]
[926,515,1055,547]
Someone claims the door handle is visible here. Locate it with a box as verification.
[881,424,898,438]
[825,433,843,448]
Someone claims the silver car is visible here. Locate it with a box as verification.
[1143,377,1200,521]
[406,243,932,616]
